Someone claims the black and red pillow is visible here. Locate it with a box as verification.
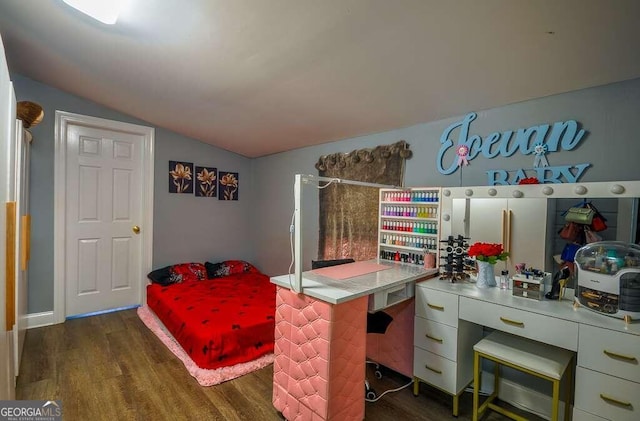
[147,263,206,286]
[205,260,259,279]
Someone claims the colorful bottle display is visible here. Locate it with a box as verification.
[380,234,437,250]
[379,250,427,265]
[381,206,437,218]
[382,191,439,203]
[379,189,441,266]
[381,220,437,234]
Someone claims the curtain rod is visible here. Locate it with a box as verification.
[299,174,402,189]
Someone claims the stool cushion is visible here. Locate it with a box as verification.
[473,331,573,380]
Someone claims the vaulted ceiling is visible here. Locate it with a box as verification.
[1,0,639,157]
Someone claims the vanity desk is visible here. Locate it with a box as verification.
[415,278,640,421]
[270,260,438,421]
[431,180,640,419]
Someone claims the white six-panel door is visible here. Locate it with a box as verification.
[55,113,154,320]
[65,125,144,316]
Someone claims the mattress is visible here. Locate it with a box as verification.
[147,272,276,370]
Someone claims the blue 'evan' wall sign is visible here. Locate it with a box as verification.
[436,113,591,185]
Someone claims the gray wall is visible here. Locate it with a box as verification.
[12,74,255,314]
[253,78,640,276]
[14,72,640,313]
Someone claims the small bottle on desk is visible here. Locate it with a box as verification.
[500,270,509,290]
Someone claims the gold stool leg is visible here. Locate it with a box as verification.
[473,351,480,421]
[494,360,500,397]
[453,393,459,417]
[413,377,419,396]
[552,379,560,421]
[564,358,573,421]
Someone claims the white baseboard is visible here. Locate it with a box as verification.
[481,371,569,421]
[25,311,56,329]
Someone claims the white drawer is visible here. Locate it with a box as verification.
[459,297,579,351]
[368,281,415,311]
[573,407,607,421]
[578,324,640,383]
[575,366,640,421]
[415,287,458,327]
[414,317,458,360]
[413,347,459,394]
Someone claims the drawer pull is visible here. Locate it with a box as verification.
[425,365,442,374]
[500,317,524,327]
[600,393,632,408]
[603,349,638,363]
[425,334,443,343]
[427,303,445,311]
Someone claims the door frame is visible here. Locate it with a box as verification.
[53,111,154,324]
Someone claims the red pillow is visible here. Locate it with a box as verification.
[170,263,206,283]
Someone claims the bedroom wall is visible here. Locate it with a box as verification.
[12,74,255,314]
[252,77,640,276]
[14,73,640,312]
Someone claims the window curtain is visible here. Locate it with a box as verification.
[316,140,412,261]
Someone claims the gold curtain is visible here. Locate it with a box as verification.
[316,140,412,261]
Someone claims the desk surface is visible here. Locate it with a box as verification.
[271,260,438,304]
[418,277,640,336]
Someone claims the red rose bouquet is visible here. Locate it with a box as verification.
[467,242,509,264]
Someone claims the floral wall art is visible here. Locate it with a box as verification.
[170,161,239,200]
[195,166,217,197]
[169,161,193,194]
[219,171,239,200]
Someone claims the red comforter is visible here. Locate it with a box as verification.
[147,272,276,370]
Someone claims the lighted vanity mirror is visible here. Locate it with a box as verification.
[439,181,640,288]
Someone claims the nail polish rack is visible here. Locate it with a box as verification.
[378,187,442,266]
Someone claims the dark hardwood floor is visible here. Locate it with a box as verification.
[17,309,525,420]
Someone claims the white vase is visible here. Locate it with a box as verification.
[476,260,497,288]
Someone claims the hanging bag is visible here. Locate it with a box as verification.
[560,243,582,262]
[564,207,595,224]
[590,215,608,232]
[559,221,581,242]
[586,203,608,232]
[584,226,602,244]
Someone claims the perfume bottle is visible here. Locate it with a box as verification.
[500,270,509,290]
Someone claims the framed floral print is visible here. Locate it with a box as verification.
[195,166,217,197]
[218,171,239,200]
[169,161,193,193]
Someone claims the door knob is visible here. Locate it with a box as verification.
[132,225,140,234]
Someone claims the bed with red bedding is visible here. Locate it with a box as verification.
[144,261,276,371]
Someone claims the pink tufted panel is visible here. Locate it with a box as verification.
[366,298,415,378]
[273,286,367,420]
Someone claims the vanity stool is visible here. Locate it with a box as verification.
[472,330,574,421]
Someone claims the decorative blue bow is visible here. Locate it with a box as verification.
[533,142,549,168]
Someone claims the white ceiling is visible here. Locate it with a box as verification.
[1,1,639,158]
